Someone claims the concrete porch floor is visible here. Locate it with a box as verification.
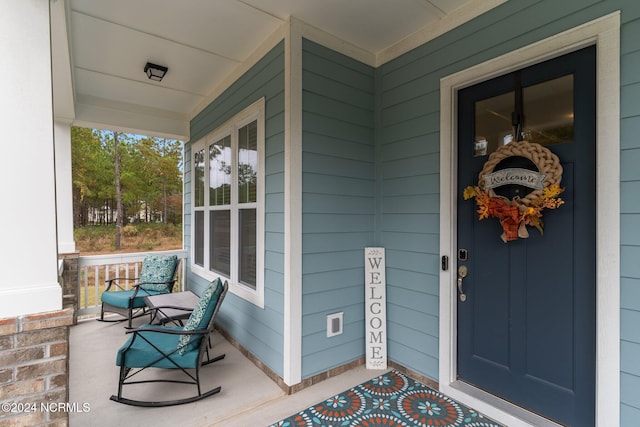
[69,317,379,426]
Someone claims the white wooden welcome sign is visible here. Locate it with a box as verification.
[365,247,387,370]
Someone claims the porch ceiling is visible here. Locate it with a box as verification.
[57,0,500,140]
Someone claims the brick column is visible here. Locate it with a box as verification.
[0,309,73,426]
[60,253,79,326]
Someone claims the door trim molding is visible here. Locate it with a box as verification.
[438,12,620,427]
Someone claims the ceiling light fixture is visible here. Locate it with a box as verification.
[144,62,168,82]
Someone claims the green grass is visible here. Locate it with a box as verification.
[75,223,182,254]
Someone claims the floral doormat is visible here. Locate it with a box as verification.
[269,370,504,427]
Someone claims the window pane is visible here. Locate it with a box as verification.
[194,149,205,207]
[210,210,230,276]
[238,120,258,204]
[523,74,574,146]
[194,211,204,267]
[210,136,231,206]
[239,209,256,288]
[474,91,514,157]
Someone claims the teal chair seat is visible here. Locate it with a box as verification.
[101,288,165,310]
[115,327,200,369]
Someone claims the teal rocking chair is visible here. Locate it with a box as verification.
[111,278,228,407]
[99,254,178,328]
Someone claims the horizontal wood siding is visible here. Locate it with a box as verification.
[378,4,639,412]
[185,41,285,377]
[301,39,375,378]
[180,3,640,413]
[620,8,640,423]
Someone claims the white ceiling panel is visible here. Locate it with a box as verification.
[57,0,504,139]
[74,68,201,115]
[70,12,238,96]
[69,0,284,61]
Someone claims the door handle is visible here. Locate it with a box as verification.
[457,265,468,302]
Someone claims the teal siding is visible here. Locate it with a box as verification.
[376,0,640,423]
[376,13,443,374]
[301,39,375,378]
[185,41,285,377]
[180,2,640,420]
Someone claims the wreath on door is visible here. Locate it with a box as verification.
[463,140,565,242]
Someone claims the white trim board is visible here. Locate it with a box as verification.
[283,17,303,387]
[438,12,620,427]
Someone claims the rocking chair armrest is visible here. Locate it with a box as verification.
[131,279,177,292]
[125,280,176,300]
[108,277,139,282]
[127,326,208,336]
[105,277,140,292]
[131,280,176,288]
[149,305,193,312]
[105,278,175,292]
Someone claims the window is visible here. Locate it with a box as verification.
[473,74,575,157]
[191,98,264,307]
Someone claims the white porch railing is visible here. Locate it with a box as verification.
[77,249,188,318]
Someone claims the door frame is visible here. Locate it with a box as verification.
[438,12,620,427]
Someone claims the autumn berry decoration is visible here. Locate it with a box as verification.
[464,141,565,242]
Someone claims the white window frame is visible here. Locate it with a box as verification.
[191,98,265,308]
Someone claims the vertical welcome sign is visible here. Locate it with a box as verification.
[365,247,387,370]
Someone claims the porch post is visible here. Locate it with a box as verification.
[0,0,62,317]
[54,120,76,254]
[283,18,303,386]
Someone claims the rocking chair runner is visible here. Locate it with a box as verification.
[99,254,178,328]
[111,278,228,407]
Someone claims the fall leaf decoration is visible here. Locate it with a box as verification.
[464,141,565,242]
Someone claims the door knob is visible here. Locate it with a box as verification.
[457,265,468,302]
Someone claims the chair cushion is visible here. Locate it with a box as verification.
[177,279,223,355]
[101,288,164,309]
[116,326,200,369]
[139,255,178,292]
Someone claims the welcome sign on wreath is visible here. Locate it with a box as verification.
[464,140,565,242]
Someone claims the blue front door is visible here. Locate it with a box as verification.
[456,46,596,426]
